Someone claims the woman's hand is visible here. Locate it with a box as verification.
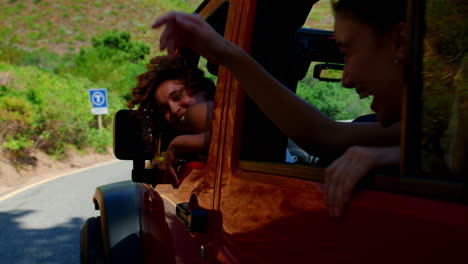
[164,131,211,188]
[325,146,400,217]
[165,143,180,187]
[163,102,213,187]
[152,12,235,65]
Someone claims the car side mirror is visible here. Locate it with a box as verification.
[113,109,155,161]
[313,63,344,82]
[114,109,165,186]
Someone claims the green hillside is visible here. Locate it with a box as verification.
[0,0,202,55]
[0,0,367,167]
[0,0,204,164]
[1,0,331,56]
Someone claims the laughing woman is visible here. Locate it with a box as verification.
[127,55,215,186]
[152,0,408,216]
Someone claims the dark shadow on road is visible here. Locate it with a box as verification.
[0,210,83,264]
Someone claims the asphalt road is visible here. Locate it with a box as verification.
[0,160,133,264]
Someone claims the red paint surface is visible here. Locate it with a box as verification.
[137,1,468,263]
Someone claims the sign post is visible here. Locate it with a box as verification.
[89,89,109,130]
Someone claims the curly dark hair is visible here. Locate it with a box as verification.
[127,55,215,114]
[332,0,407,35]
[127,56,216,146]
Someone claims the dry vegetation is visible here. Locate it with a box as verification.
[0,0,336,195]
[1,0,333,55]
[0,0,203,54]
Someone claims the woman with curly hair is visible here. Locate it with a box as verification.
[128,55,215,185]
[152,0,406,216]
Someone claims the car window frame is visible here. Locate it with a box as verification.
[233,0,468,203]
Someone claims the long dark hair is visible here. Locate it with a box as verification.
[332,0,407,35]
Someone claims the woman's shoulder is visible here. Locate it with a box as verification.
[183,101,214,133]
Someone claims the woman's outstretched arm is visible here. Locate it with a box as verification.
[153,12,399,157]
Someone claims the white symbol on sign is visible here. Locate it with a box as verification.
[91,91,106,106]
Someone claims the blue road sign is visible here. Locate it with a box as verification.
[89,89,108,108]
[89,89,108,115]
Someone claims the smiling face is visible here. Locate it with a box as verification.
[334,13,405,126]
[154,80,207,131]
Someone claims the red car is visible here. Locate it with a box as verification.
[80,0,468,263]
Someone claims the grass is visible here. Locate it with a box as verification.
[1,0,334,56]
[0,0,337,166]
[306,0,334,30]
[0,0,204,56]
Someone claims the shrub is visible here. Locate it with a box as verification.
[0,63,123,159]
[2,134,35,166]
[88,30,150,63]
[0,27,22,64]
[62,30,149,102]
[17,48,64,73]
[296,75,372,120]
[0,96,35,144]
[0,96,36,163]
[87,128,112,154]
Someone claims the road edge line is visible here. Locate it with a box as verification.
[0,159,120,202]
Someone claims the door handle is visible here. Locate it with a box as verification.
[176,202,208,233]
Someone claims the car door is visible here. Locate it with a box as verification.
[146,1,230,263]
[213,0,468,263]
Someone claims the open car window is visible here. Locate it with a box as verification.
[237,0,467,201]
[410,1,468,180]
[239,1,372,168]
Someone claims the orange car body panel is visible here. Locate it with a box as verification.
[139,0,468,263]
